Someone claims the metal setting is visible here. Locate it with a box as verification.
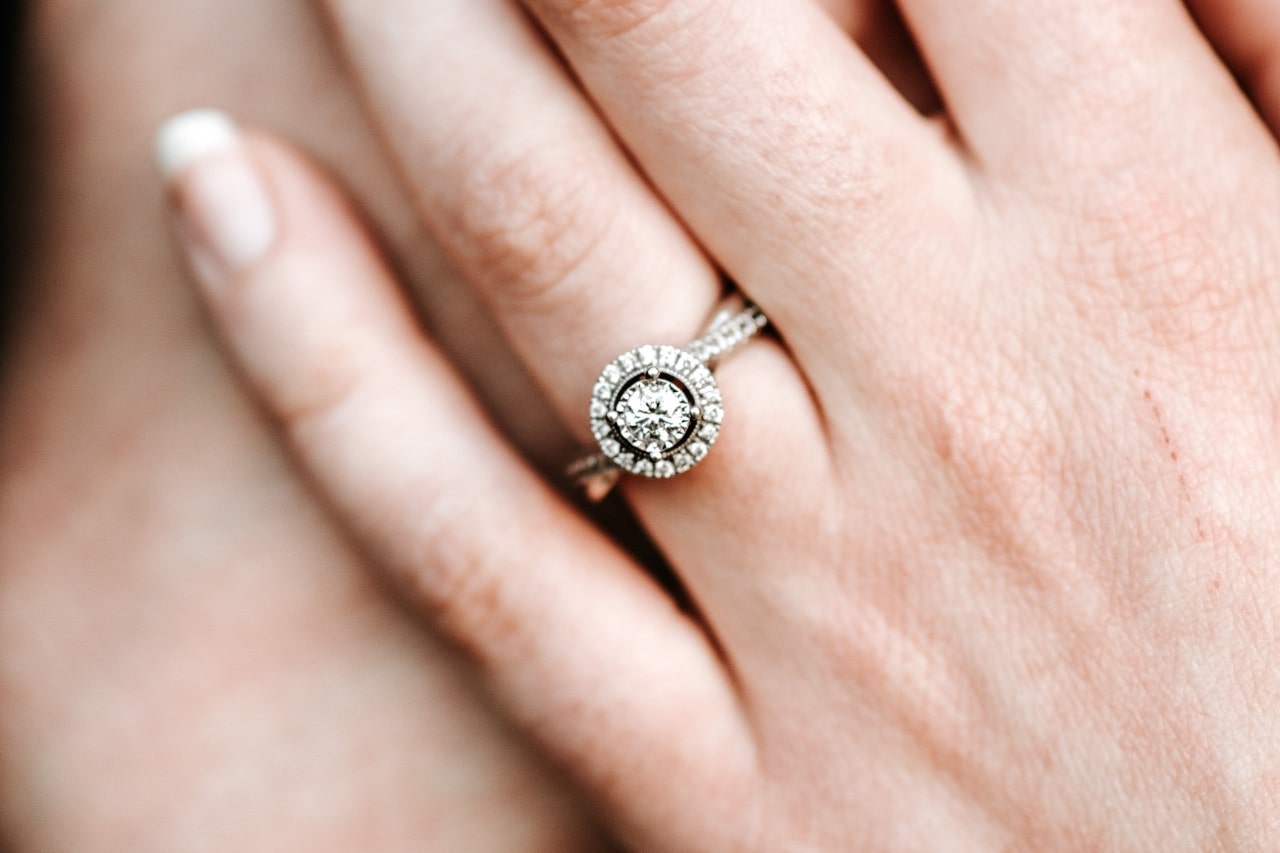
[570,302,768,500]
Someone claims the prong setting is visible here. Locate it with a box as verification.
[575,305,767,492]
[588,344,722,478]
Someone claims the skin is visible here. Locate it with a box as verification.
[0,1,928,846]
[170,0,1280,850]
[0,1,597,849]
[8,0,1280,849]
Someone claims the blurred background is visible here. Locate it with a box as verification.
[2,1,27,349]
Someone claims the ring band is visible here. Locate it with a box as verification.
[568,299,768,501]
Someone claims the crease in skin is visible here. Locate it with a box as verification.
[15,0,1280,848]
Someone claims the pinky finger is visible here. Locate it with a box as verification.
[153,109,753,846]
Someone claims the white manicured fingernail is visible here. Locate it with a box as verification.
[154,109,277,286]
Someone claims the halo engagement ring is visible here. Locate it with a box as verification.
[568,299,769,502]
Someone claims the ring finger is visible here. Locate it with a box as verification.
[508,0,972,388]
[320,0,841,649]
[322,0,724,433]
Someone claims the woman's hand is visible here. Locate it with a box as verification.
[166,0,1280,849]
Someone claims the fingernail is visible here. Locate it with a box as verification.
[154,109,278,288]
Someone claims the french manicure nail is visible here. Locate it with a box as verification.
[154,109,278,288]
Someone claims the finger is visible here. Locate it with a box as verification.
[154,110,753,845]
[320,0,720,434]
[511,0,970,375]
[895,0,1272,175]
[320,0,837,622]
[1187,0,1280,135]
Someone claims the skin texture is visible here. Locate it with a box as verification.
[10,0,1280,850]
[171,0,1280,850]
[0,1,931,847]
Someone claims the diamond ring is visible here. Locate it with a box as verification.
[568,300,769,501]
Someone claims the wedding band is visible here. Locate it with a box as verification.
[569,300,768,500]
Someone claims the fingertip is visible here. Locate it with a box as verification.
[153,108,241,181]
[155,110,280,288]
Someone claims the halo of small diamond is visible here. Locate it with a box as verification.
[590,345,722,478]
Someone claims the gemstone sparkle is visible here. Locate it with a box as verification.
[616,378,692,454]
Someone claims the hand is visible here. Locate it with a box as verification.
[0,1,600,848]
[166,0,1280,850]
[2,0,935,845]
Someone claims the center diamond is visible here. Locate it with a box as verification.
[616,378,692,455]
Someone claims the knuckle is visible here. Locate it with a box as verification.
[453,141,618,316]
[397,515,534,670]
[274,341,369,440]
[905,339,1080,558]
[217,256,378,440]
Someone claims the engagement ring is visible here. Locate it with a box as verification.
[568,300,768,501]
